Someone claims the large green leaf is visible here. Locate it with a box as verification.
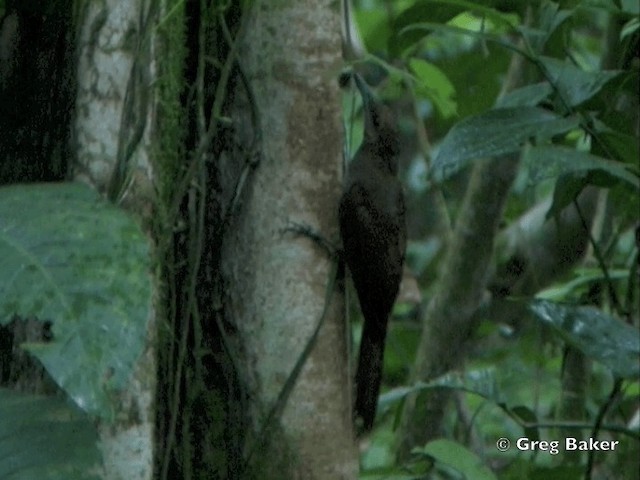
[0,183,151,418]
[414,439,497,480]
[0,388,100,480]
[355,7,392,54]
[409,58,457,118]
[391,2,464,56]
[399,2,524,60]
[529,300,640,379]
[400,20,521,59]
[593,121,640,166]
[539,56,622,108]
[518,2,572,53]
[522,145,640,189]
[380,368,502,409]
[537,268,629,301]
[432,107,580,181]
[496,82,553,107]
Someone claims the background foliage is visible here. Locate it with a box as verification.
[0,183,152,418]
[0,183,152,478]
[347,0,639,478]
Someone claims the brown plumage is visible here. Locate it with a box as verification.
[339,74,406,433]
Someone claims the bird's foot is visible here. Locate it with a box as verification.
[282,220,341,261]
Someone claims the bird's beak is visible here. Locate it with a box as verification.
[353,73,376,134]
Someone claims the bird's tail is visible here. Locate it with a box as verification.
[354,317,387,434]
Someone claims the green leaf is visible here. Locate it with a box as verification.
[355,8,392,54]
[522,145,640,190]
[396,0,518,33]
[528,300,640,379]
[409,58,457,118]
[496,82,553,107]
[380,368,502,408]
[392,2,463,56]
[0,183,152,418]
[518,2,572,52]
[621,17,639,39]
[593,121,640,166]
[432,107,580,181]
[359,430,397,472]
[400,21,523,58]
[539,56,622,107]
[537,268,629,301]
[545,174,588,219]
[414,439,497,480]
[0,388,101,480]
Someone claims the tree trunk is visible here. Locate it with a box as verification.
[220,1,357,478]
[2,0,357,477]
[397,40,530,458]
[74,1,158,478]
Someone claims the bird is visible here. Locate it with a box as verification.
[339,73,406,433]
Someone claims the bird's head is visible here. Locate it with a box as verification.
[354,74,401,164]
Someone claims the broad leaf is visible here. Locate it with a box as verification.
[593,120,640,166]
[0,183,151,418]
[392,2,464,56]
[400,21,521,58]
[414,439,497,480]
[355,7,392,54]
[537,268,629,301]
[545,174,588,219]
[432,107,579,181]
[380,368,502,409]
[518,2,572,52]
[539,56,621,107]
[621,17,639,39]
[496,82,553,107]
[0,388,100,480]
[409,58,457,118]
[522,145,640,190]
[529,300,640,379]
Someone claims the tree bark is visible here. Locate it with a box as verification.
[220,1,357,478]
[74,1,158,478]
